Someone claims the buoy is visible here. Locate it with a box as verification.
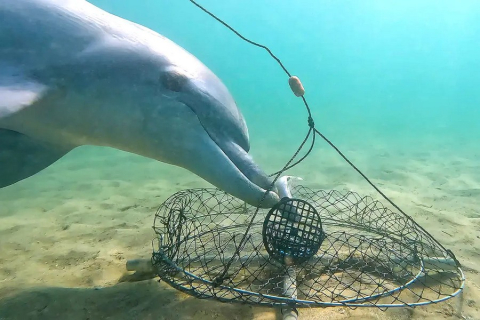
[288,76,305,97]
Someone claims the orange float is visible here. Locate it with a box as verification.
[288,76,305,97]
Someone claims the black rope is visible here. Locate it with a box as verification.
[268,127,315,177]
[188,0,457,284]
[188,0,292,78]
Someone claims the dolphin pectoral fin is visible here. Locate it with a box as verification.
[0,129,72,188]
[0,68,48,119]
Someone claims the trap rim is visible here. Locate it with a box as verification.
[151,186,466,309]
[152,249,466,308]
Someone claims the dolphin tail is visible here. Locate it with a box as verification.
[0,129,72,188]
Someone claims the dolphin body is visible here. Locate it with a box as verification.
[0,0,280,207]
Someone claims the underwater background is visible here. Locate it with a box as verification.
[0,1,479,319]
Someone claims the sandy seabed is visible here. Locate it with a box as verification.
[0,138,479,320]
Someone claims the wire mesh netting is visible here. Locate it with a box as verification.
[151,184,464,309]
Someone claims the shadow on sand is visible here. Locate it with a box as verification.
[0,278,275,320]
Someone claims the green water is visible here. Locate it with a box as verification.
[90,0,479,163]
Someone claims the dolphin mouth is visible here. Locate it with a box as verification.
[217,139,275,192]
[205,129,280,207]
[208,138,280,208]
[182,100,274,193]
[179,100,278,207]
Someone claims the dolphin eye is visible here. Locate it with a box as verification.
[160,70,188,92]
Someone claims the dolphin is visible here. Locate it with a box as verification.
[0,0,280,208]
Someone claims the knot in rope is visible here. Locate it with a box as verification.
[308,116,315,128]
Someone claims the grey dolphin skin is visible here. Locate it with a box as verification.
[0,0,280,208]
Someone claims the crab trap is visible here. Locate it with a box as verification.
[124,1,465,318]
[147,176,464,312]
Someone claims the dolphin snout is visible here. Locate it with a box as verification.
[220,141,274,192]
[168,66,278,207]
[180,103,278,207]
[188,135,280,208]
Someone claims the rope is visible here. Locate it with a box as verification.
[187,0,460,285]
